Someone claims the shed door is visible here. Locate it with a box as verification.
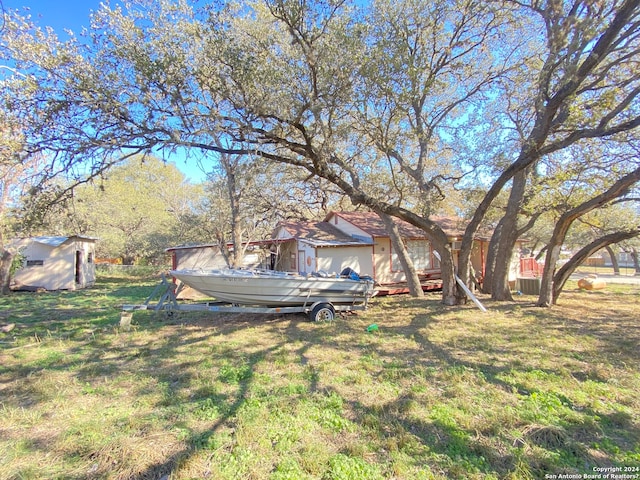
[298,251,305,274]
[75,250,82,285]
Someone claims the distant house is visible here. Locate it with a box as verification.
[11,236,97,291]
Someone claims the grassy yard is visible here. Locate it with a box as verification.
[1,270,639,480]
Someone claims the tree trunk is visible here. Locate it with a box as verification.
[481,218,504,294]
[390,211,458,305]
[227,161,244,268]
[0,248,15,295]
[216,232,232,267]
[378,212,423,297]
[604,245,620,275]
[121,255,136,266]
[332,193,462,304]
[320,188,462,304]
[535,245,547,262]
[537,167,640,307]
[551,230,640,303]
[229,219,246,269]
[385,213,458,305]
[491,170,529,301]
[438,243,458,306]
[630,247,640,275]
[538,230,567,307]
[528,241,540,257]
[457,2,638,290]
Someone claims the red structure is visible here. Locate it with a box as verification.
[519,257,544,277]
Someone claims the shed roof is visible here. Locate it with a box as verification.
[27,235,98,247]
[166,243,221,252]
[165,238,291,253]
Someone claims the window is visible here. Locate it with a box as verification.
[391,240,439,271]
[87,253,94,264]
[26,260,44,267]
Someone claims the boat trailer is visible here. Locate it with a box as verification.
[120,275,373,326]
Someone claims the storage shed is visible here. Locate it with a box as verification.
[11,236,97,291]
[166,241,279,271]
[166,241,285,299]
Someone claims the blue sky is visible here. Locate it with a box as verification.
[2,0,104,37]
[2,0,209,183]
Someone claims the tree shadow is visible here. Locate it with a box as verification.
[363,297,640,476]
[2,288,638,479]
[1,305,295,477]
[129,346,275,480]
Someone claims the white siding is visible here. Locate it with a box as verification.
[509,253,520,282]
[12,238,96,290]
[75,239,96,288]
[316,246,373,277]
[175,246,268,270]
[274,226,294,239]
[390,239,439,272]
[175,246,229,270]
[373,238,404,284]
[298,242,316,274]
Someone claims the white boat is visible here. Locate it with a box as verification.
[169,268,376,307]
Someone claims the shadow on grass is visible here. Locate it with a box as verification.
[1,311,292,478]
[130,346,276,480]
[86,312,334,479]
[1,282,639,479]
[367,292,640,476]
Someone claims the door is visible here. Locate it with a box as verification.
[298,251,306,274]
[75,250,82,286]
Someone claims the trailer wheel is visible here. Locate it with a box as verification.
[309,303,335,322]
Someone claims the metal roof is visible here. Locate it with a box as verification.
[165,238,292,252]
[298,238,373,248]
[30,235,98,247]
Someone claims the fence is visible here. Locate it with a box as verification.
[519,257,544,277]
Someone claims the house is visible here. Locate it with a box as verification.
[273,211,499,290]
[11,236,97,291]
[272,218,374,275]
[167,210,523,294]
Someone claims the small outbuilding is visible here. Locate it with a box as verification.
[11,236,97,291]
[166,241,279,271]
[166,241,283,299]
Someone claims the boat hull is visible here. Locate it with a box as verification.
[170,269,375,306]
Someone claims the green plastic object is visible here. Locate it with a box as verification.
[366,324,379,332]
